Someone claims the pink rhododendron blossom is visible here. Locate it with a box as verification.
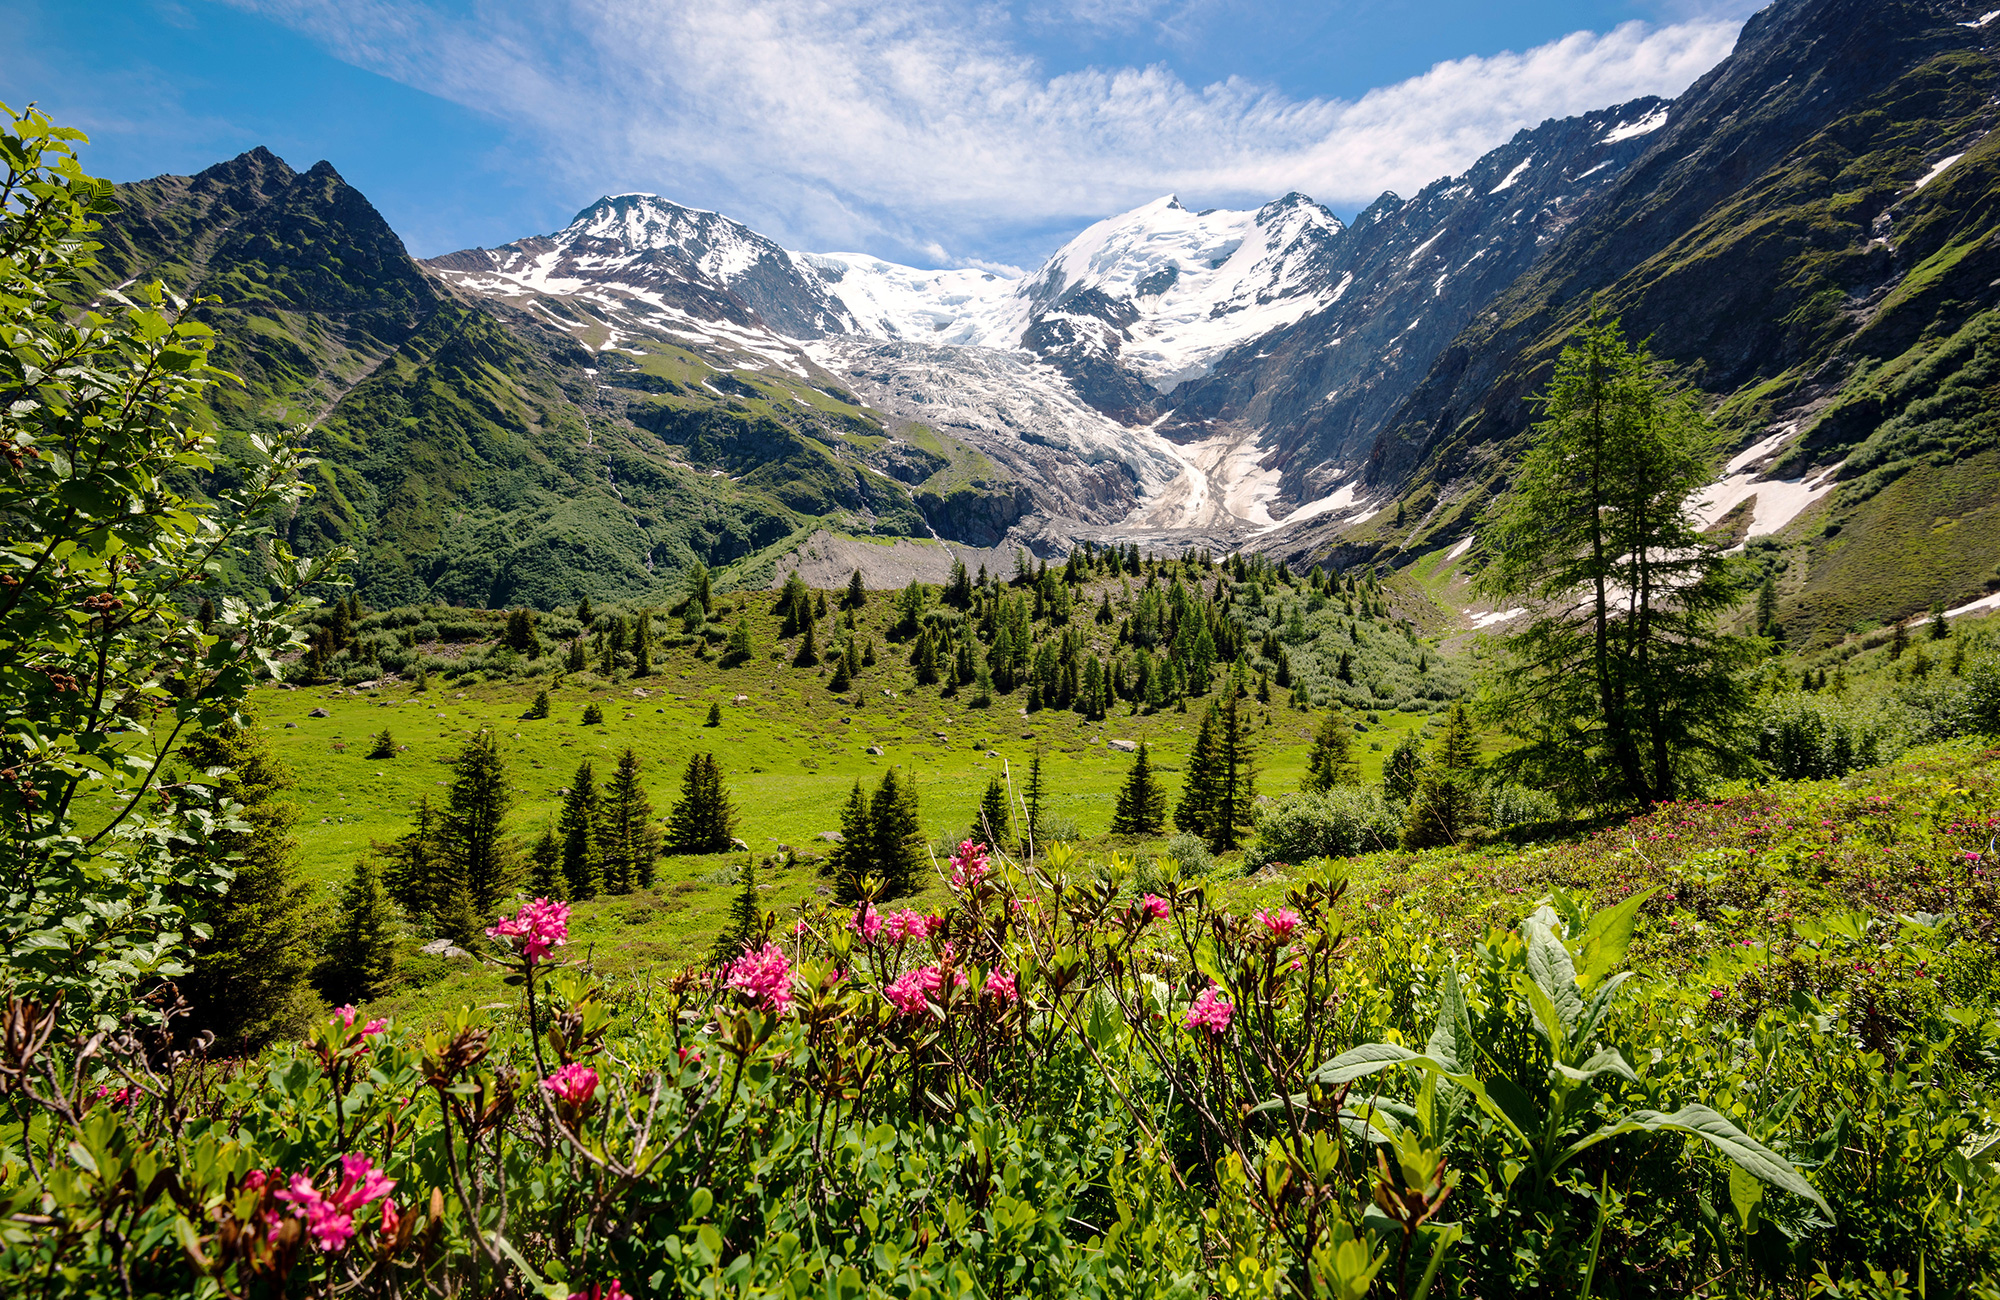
[1256,908,1302,942]
[983,970,1018,1003]
[486,898,570,965]
[570,1284,630,1300]
[542,1062,600,1107]
[950,840,991,889]
[848,902,884,943]
[883,910,945,942]
[1184,983,1233,1034]
[884,965,966,1015]
[274,1155,395,1252]
[330,1005,388,1036]
[1139,894,1171,923]
[792,918,811,936]
[725,942,795,1013]
[89,1084,135,1108]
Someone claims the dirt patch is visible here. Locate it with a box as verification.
[770,530,1020,590]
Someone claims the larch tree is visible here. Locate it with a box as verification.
[1480,308,1754,809]
[1401,703,1484,849]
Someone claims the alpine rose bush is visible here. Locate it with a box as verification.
[725,942,795,1013]
[487,897,571,964]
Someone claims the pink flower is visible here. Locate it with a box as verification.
[883,910,946,943]
[89,1084,135,1109]
[983,970,1018,1003]
[1256,908,1302,943]
[885,964,964,1015]
[725,942,795,1014]
[950,840,991,889]
[487,898,571,965]
[569,1284,630,1300]
[1184,983,1233,1034]
[542,1062,600,1107]
[1139,894,1171,923]
[330,1005,388,1037]
[792,918,811,936]
[848,902,884,943]
[274,1155,395,1253]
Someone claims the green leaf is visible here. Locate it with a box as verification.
[1728,1164,1764,1232]
[1523,909,1585,1035]
[1425,965,1469,1073]
[1577,887,1658,989]
[1567,1104,1831,1217]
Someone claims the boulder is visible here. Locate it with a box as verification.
[308,707,330,718]
[815,831,844,842]
[1108,739,1138,752]
[866,745,885,756]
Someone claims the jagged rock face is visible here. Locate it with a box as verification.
[1162,97,1670,508]
[429,193,856,340]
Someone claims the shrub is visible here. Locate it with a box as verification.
[1163,831,1217,877]
[1757,690,1898,778]
[366,728,396,759]
[582,701,605,725]
[1487,781,1561,828]
[1244,787,1402,869]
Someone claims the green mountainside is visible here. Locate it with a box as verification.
[1310,0,2000,643]
[85,150,992,608]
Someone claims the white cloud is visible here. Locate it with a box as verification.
[226,0,1739,264]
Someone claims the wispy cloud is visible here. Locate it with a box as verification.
[225,0,1740,266]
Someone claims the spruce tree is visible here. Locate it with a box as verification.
[869,768,922,899]
[1382,731,1426,804]
[1175,703,1222,844]
[845,568,867,610]
[705,701,722,726]
[599,747,660,892]
[577,595,595,631]
[318,857,398,1007]
[558,760,603,900]
[1303,710,1361,793]
[778,571,812,637]
[976,775,1012,849]
[1174,690,1256,851]
[1930,600,1950,641]
[1756,571,1780,639]
[828,654,851,692]
[794,618,820,668]
[634,611,653,676]
[708,857,762,966]
[444,730,511,912]
[174,716,321,1053]
[528,828,565,899]
[1109,741,1166,835]
[1890,620,1909,660]
[1021,750,1049,852]
[1402,703,1483,849]
[829,781,873,902]
[385,794,451,920]
[667,753,738,854]
[524,689,550,719]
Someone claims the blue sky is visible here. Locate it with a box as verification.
[9,0,1755,271]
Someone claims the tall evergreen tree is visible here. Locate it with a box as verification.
[174,715,321,1053]
[708,857,762,966]
[633,610,653,676]
[829,781,873,902]
[558,760,602,900]
[385,793,451,919]
[1303,710,1361,793]
[777,571,812,637]
[793,618,820,668]
[667,753,738,854]
[869,768,923,898]
[1402,703,1484,849]
[975,775,1012,849]
[1382,732,1426,804]
[444,730,512,912]
[527,828,564,899]
[1109,741,1167,835]
[1481,309,1754,808]
[1021,751,1049,852]
[599,747,660,891]
[723,615,755,667]
[318,856,398,1008]
[844,568,867,610]
[1174,689,1257,851]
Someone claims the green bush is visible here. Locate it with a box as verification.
[1244,786,1403,869]
[1756,690,1899,778]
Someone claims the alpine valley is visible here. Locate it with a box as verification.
[94,0,2000,642]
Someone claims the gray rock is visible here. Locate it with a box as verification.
[419,938,471,959]
[866,745,885,756]
[1108,739,1138,752]
[730,837,751,851]
[815,831,844,842]
[308,707,330,718]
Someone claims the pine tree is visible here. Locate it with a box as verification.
[845,569,867,610]
[708,858,762,966]
[778,571,812,637]
[1176,704,1222,842]
[794,618,820,668]
[1173,690,1256,851]
[976,775,1012,849]
[829,781,873,901]
[577,595,595,631]
[1109,741,1166,835]
[318,856,398,1007]
[1890,620,1909,661]
[705,701,722,726]
[524,689,550,719]
[1303,710,1361,793]
[828,653,851,692]
[1756,571,1780,639]
[174,715,321,1053]
[558,759,602,900]
[444,730,511,912]
[384,794,458,924]
[599,747,659,892]
[368,727,396,759]
[1929,600,1949,641]
[667,753,738,854]
[566,638,587,673]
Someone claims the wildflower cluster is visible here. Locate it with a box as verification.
[259,1156,395,1253]
[487,897,571,965]
[725,942,795,1013]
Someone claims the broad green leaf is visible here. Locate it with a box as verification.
[1425,965,1469,1073]
[1577,971,1635,1043]
[1577,887,1658,989]
[1523,910,1585,1034]
[1566,1104,1831,1217]
[1728,1164,1764,1231]
[1517,971,1568,1058]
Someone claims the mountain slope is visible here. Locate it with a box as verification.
[1302,0,2000,641]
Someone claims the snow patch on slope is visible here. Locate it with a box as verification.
[1602,107,1670,143]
